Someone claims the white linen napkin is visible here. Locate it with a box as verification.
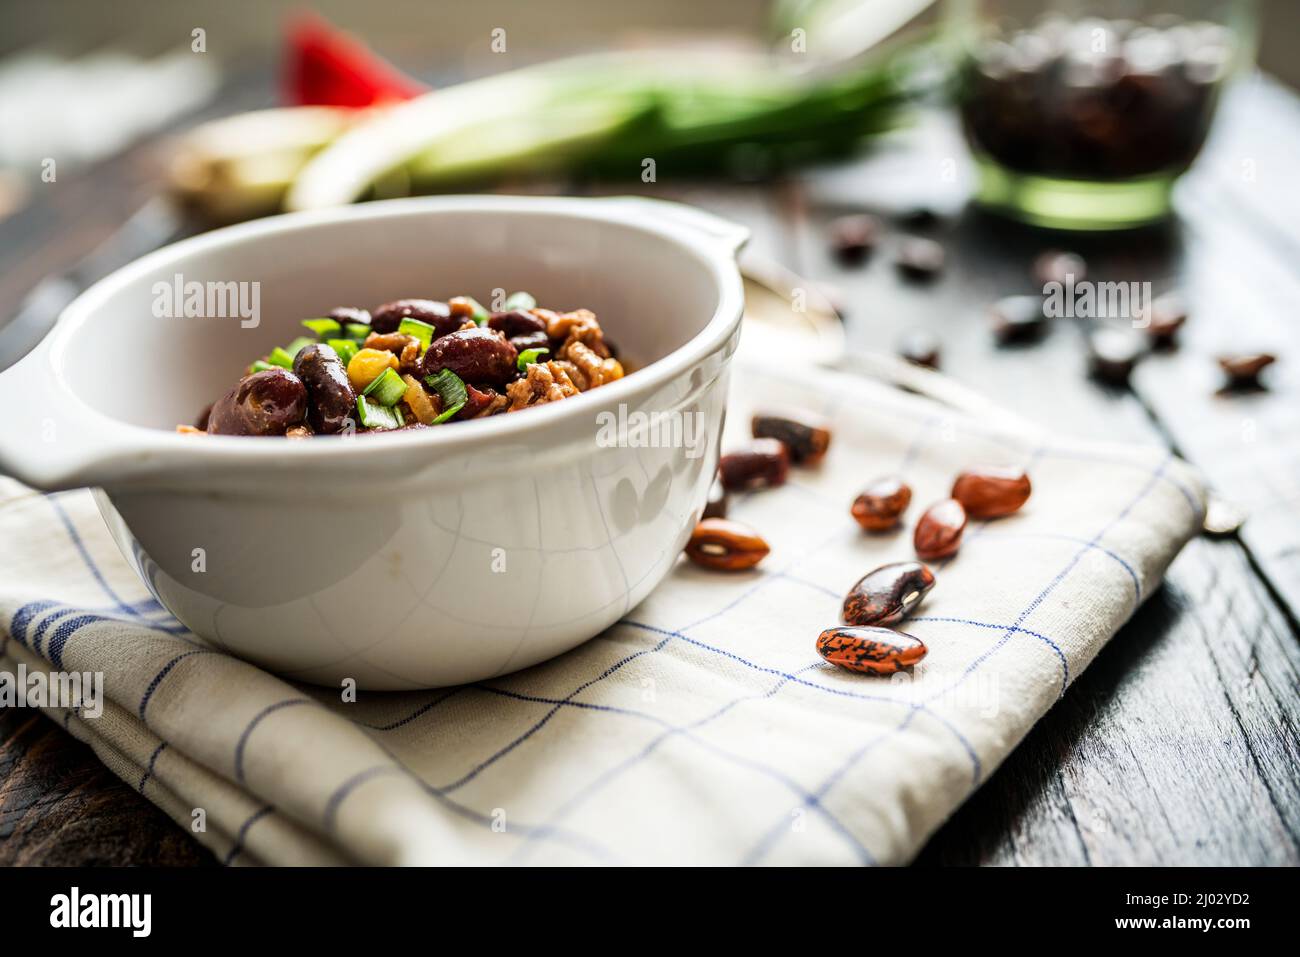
[0,359,1205,865]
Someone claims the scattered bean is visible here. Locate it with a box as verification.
[1145,292,1187,348]
[817,626,927,675]
[719,438,790,491]
[1218,352,1276,388]
[685,518,770,571]
[1033,250,1087,286]
[751,411,831,466]
[894,237,945,281]
[1088,329,1145,386]
[829,214,881,265]
[703,475,729,520]
[914,498,967,560]
[842,561,935,627]
[851,476,912,531]
[896,330,940,370]
[989,295,1047,344]
[1202,496,1246,537]
[951,466,1031,518]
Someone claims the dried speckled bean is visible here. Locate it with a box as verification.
[702,475,729,520]
[841,561,935,627]
[1088,329,1145,386]
[1145,293,1187,348]
[851,476,912,531]
[751,411,831,466]
[1218,353,1276,388]
[829,213,880,265]
[1033,250,1086,286]
[817,626,927,675]
[914,498,967,560]
[990,295,1047,344]
[894,237,945,281]
[896,330,940,370]
[718,439,790,491]
[951,466,1032,519]
[685,518,770,571]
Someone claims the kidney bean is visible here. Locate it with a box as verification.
[896,330,940,370]
[421,327,519,387]
[718,439,790,491]
[488,309,547,340]
[851,476,912,531]
[842,561,935,627]
[329,306,371,327]
[1033,250,1087,286]
[207,368,307,436]
[829,213,880,265]
[990,295,1047,344]
[508,330,550,354]
[703,475,729,520]
[951,467,1032,518]
[194,403,212,431]
[914,498,967,560]
[292,343,357,435]
[751,411,831,466]
[371,299,455,336]
[894,237,944,280]
[685,518,769,571]
[1218,353,1276,388]
[817,626,927,675]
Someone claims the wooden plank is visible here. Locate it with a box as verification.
[0,709,214,866]
[918,535,1300,865]
[1130,79,1300,621]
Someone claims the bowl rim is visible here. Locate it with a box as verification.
[38,194,746,471]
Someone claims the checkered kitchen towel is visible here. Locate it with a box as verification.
[0,359,1205,865]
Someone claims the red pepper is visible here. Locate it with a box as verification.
[283,12,427,108]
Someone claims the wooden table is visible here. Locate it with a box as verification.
[1,67,1297,867]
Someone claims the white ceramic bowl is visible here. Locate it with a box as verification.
[0,196,747,688]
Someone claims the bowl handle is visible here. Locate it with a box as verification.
[0,338,159,491]
[598,196,750,256]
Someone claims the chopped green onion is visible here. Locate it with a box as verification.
[392,404,406,427]
[361,367,407,406]
[249,359,276,373]
[503,291,536,312]
[517,347,549,371]
[424,368,468,423]
[345,322,372,341]
[326,338,359,367]
[398,316,436,351]
[266,347,295,369]
[303,317,342,338]
[466,298,490,324]
[356,396,401,431]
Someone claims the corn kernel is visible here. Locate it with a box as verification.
[347,348,398,392]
